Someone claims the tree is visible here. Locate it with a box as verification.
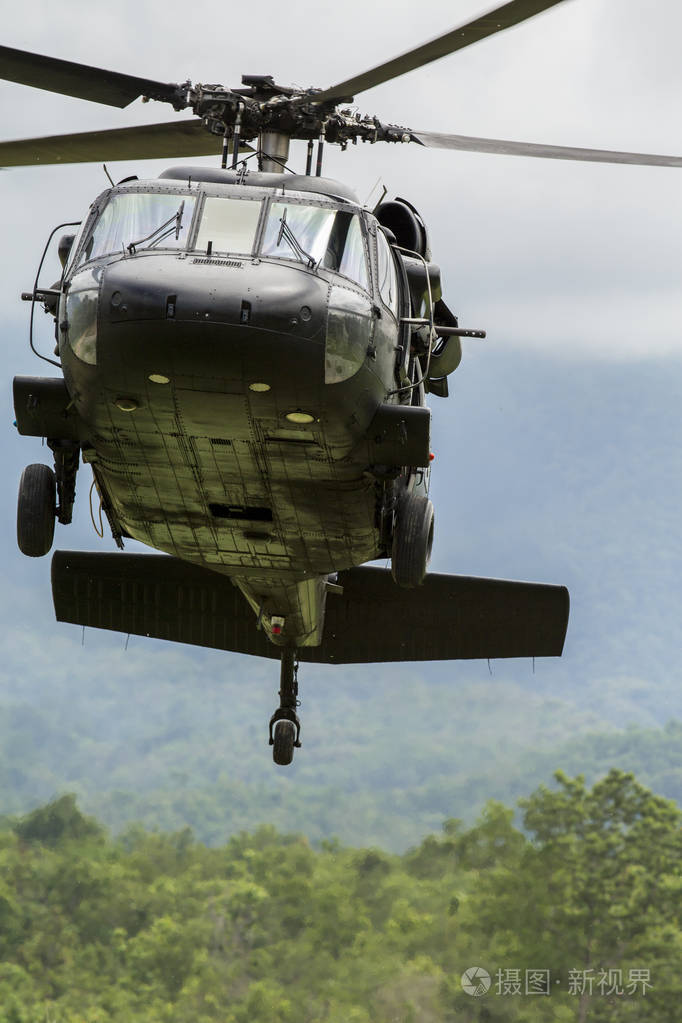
[14,794,103,847]
[460,770,682,1021]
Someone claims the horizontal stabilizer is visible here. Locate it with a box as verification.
[52,551,569,663]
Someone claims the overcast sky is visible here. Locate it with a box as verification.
[2,0,681,357]
[0,0,681,767]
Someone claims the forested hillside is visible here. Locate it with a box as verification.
[2,351,682,847]
[0,623,680,848]
[1,770,679,1021]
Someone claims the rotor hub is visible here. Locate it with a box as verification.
[188,78,410,150]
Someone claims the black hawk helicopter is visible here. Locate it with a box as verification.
[5,0,680,764]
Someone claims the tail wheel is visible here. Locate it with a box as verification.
[17,464,57,558]
[272,719,296,766]
[391,493,434,588]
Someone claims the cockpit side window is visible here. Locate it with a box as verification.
[194,197,263,255]
[77,192,196,266]
[332,213,369,290]
[262,203,336,265]
[261,202,369,290]
[376,228,399,318]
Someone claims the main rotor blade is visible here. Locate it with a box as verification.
[0,45,183,108]
[410,129,682,167]
[0,120,252,168]
[313,0,569,103]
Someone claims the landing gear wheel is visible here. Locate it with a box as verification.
[391,493,434,588]
[17,464,57,558]
[268,648,302,765]
[272,719,296,766]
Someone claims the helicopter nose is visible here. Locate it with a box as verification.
[96,255,329,385]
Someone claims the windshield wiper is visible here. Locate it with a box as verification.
[276,209,316,268]
[127,201,185,255]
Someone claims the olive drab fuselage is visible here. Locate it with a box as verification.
[54,166,452,649]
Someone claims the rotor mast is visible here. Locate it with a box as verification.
[259,130,290,173]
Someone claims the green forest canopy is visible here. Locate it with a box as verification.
[1,769,680,1022]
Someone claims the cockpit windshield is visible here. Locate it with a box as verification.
[74,189,369,291]
[262,203,369,289]
[78,192,196,265]
[195,196,262,255]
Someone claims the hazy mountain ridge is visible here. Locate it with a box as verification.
[1,351,680,848]
[0,631,679,849]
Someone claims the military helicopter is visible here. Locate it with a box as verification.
[5,0,680,765]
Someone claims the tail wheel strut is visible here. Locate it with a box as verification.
[268,647,302,766]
